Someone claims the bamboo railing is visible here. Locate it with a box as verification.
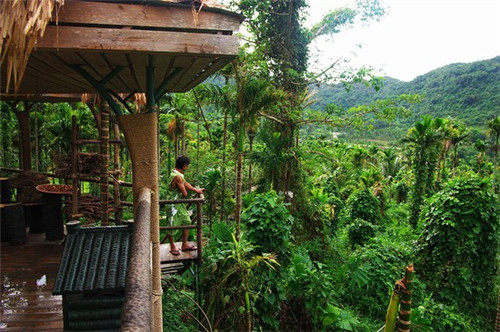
[121,187,153,331]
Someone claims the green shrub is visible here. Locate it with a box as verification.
[347,218,376,248]
[415,175,499,322]
[346,188,381,223]
[241,190,293,257]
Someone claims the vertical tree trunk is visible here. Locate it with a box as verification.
[220,111,228,222]
[100,107,110,225]
[34,103,39,171]
[13,103,32,171]
[235,150,242,239]
[248,137,254,194]
[494,135,498,194]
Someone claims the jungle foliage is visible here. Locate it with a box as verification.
[1,1,498,331]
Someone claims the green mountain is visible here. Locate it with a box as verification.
[310,56,500,140]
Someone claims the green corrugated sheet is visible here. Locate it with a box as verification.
[53,226,132,295]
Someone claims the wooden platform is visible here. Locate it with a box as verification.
[0,233,64,331]
[160,241,198,263]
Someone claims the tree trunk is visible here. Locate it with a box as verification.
[248,137,254,194]
[494,135,498,194]
[13,104,32,171]
[235,150,242,240]
[220,111,228,222]
[34,104,39,171]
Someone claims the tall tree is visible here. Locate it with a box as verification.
[236,0,386,195]
[403,115,443,227]
[488,116,500,193]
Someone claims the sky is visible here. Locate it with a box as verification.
[306,0,500,81]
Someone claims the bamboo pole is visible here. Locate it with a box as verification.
[71,115,79,218]
[113,123,122,224]
[100,106,110,225]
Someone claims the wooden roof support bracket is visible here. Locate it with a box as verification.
[155,67,184,101]
[70,64,125,116]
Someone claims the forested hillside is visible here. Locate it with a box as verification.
[311,56,500,140]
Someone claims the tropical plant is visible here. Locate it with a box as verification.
[415,175,499,320]
[402,115,443,227]
[488,116,500,193]
[241,190,293,258]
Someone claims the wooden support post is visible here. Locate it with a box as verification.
[113,124,122,224]
[118,113,162,332]
[71,116,79,218]
[100,106,110,225]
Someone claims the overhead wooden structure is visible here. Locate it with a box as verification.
[1,0,242,97]
[1,2,242,331]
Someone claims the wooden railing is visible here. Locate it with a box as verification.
[121,187,152,331]
[159,195,204,264]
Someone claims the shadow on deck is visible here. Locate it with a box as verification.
[1,233,63,331]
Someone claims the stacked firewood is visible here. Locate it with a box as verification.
[9,171,49,203]
[55,156,72,177]
[56,153,103,178]
[65,195,114,220]
[77,153,102,177]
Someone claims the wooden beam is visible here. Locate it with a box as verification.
[36,26,239,56]
[55,1,241,33]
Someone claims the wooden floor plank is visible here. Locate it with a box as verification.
[1,235,64,331]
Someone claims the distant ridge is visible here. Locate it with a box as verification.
[310,56,500,139]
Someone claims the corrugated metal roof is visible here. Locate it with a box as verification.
[53,226,132,295]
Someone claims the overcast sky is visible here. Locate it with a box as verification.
[306,0,500,81]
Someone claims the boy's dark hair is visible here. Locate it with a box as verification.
[176,155,190,169]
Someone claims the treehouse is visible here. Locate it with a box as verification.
[0,1,242,330]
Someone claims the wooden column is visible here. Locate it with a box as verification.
[100,107,110,225]
[71,115,79,218]
[118,113,162,331]
[113,123,122,224]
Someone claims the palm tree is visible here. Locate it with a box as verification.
[474,139,488,174]
[488,116,500,193]
[232,63,276,238]
[402,115,443,227]
[447,120,469,177]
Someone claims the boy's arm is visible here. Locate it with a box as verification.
[184,180,205,195]
[173,175,188,197]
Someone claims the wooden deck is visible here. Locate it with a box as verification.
[0,233,64,331]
